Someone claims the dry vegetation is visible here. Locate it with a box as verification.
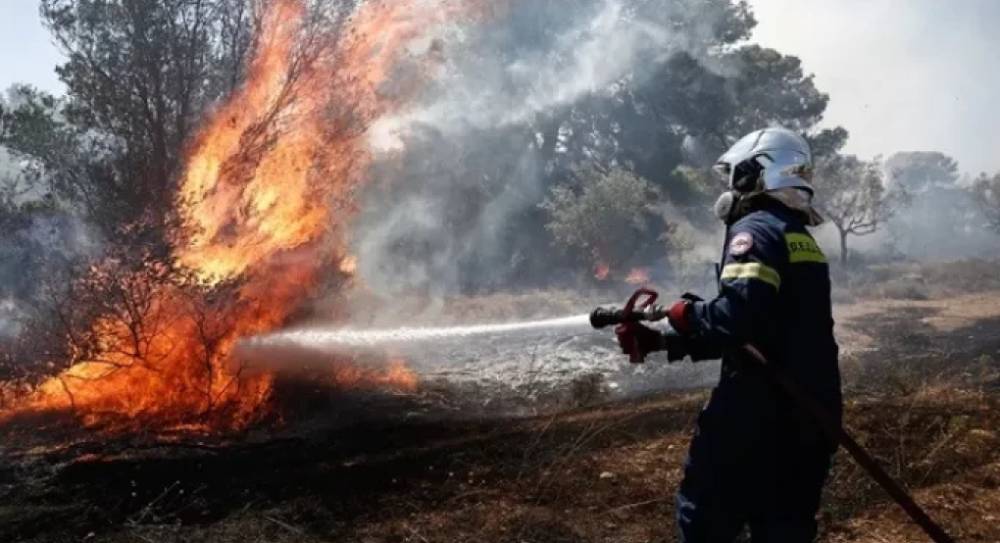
[2,261,1000,543]
[3,2,998,541]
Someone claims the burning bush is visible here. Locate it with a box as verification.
[0,0,476,434]
[2,246,272,430]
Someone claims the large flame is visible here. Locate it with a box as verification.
[1,0,486,433]
[178,0,329,281]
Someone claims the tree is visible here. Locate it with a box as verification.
[9,0,257,241]
[884,152,982,260]
[520,0,758,184]
[653,44,832,166]
[885,151,959,192]
[718,45,830,139]
[815,154,904,264]
[352,0,841,293]
[0,194,98,380]
[807,126,849,160]
[973,172,1000,233]
[0,84,121,231]
[512,1,827,185]
[541,166,663,276]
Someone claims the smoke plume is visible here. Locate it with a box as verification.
[351,0,737,297]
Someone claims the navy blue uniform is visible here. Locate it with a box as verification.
[676,200,842,542]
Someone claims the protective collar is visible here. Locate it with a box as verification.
[714,188,824,226]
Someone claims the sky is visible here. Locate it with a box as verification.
[0,1,998,175]
[0,2,64,95]
[749,0,1000,176]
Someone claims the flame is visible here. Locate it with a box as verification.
[1,0,488,433]
[594,262,611,281]
[329,359,418,392]
[339,255,358,274]
[625,267,650,285]
[177,0,327,281]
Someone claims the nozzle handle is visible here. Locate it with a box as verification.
[624,287,658,316]
[629,336,644,364]
[590,288,663,329]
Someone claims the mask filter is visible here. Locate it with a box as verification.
[714,191,738,223]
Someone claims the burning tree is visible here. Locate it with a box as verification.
[0,0,453,432]
[29,0,258,240]
[814,154,905,265]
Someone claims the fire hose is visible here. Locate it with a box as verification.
[591,288,956,543]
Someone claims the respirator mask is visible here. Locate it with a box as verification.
[712,154,767,225]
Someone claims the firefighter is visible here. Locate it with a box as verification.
[617,127,842,542]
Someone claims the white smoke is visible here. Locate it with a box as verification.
[0,199,100,336]
[352,0,737,297]
[368,1,687,150]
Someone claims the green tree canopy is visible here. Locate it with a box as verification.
[541,166,662,274]
[5,0,256,241]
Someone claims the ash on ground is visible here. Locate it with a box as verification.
[247,316,721,417]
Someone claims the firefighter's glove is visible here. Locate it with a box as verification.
[615,322,663,362]
[667,300,694,336]
[666,293,705,336]
[661,329,691,363]
[615,324,689,363]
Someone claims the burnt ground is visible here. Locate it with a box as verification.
[2,286,1000,541]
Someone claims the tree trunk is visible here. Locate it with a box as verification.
[839,229,849,265]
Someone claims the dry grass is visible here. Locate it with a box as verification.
[5,261,1000,542]
[833,258,1000,303]
[27,383,995,543]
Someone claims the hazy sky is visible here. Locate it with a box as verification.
[0,1,998,175]
[0,2,63,95]
[750,0,1000,176]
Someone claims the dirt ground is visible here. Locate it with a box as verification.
[2,265,999,542]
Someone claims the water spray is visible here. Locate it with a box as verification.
[244,314,592,350]
[244,287,659,355]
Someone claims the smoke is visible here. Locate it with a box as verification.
[368,2,699,146]
[885,185,1000,262]
[0,93,102,336]
[0,209,100,335]
[350,0,737,298]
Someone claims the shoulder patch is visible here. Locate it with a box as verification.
[785,232,826,263]
[728,231,754,256]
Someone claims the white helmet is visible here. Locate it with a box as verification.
[714,127,814,194]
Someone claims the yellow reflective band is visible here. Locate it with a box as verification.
[720,262,781,290]
[786,232,827,264]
